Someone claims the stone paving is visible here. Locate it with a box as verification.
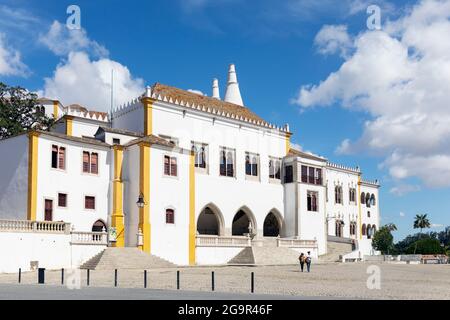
[0,263,449,299]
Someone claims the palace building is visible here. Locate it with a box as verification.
[0,64,380,270]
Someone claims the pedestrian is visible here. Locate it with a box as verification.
[306,251,312,273]
[299,253,305,272]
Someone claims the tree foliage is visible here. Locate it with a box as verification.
[405,238,445,255]
[372,224,396,254]
[413,214,431,234]
[0,82,54,139]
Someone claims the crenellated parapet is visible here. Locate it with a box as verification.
[326,162,361,174]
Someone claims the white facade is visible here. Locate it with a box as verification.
[0,66,381,269]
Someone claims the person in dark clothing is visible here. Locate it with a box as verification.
[298,253,305,272]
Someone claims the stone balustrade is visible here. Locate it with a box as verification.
[0,219,70,234]
[71,231,108,245]
[196,235,251,247]
[277,238,317,248]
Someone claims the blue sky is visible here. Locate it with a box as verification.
[1,0,449,241]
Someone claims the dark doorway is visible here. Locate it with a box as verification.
[44,199,53,221]
[263,212,280,237]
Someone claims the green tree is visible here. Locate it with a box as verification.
[406,238,444,255]
[372,224,396,254]
[0,82,54,139]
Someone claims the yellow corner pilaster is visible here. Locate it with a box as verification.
[27,132,39,221]
[111,145,125,247]
[285,134,291,155]
[189,151,196,265]
[141,97,154,136]
[358,175,362,240]
[139,142,151,253]
[66,116,74,136]
[53,100,59,119]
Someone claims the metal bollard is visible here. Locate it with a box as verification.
[144,270,147,289]
[114,269,118,287]
[177,270,180,290]
[87,269,90,286]
[251,272,254,293]
[38,268,45,284]
[18,268,21,284]
[61,268,64,285]
[212,271,215,291]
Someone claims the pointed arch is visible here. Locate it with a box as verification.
[92,219,107,232]
[197,203,225,236]
[232,205,257,236]
[263,208,284,237]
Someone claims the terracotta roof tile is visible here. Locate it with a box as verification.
[151,83,266,125]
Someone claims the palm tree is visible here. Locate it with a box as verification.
[413,214,431,235]
[385,223,397,232]
[413,214,431,254]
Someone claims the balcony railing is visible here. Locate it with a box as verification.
[196,235,251,247]
[0,219,70,234]
[71,231,108,245]
[277,238,317,248]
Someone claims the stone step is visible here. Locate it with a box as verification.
[319,241,353,262]
[80,248,176,270]
[228,246,305,265]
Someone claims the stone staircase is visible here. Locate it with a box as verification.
[80,248,175,270]
[319,239,353,263]
[228,246,301,265]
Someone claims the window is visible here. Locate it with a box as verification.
[52,145,65,170]
[113,138,121,145]
[245,152,259,177]
[58,193,67,207]
[85,196,95,210]
[220,148,235,177]
[370,194,376,206]
[82,151,99,174]
[166,209,175,224]
[350,222,357,236]
[367,211,371,218]
[361,192,366,205]
[83,152,90,173]
[192,144,207,169]
[349,188,356,203]
[307,191,318,212]
[362,223,367,236]
[284,165,293,183]
[164,155,177,176]
[269,158,281,180]
[91,153,98,174]
[335,186,343,204]
[365,193,371,208]
[301,165,322,185]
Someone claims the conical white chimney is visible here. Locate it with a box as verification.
[212,78,220,99]
[224,64,243,106]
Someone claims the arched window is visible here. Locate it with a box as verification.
[166,209,175,224]
[361,192,365,205]
[370,194,376,206]
[365,193,371,208]
[251,156,258,176]
[362,223,367,236]
[367,224,372,239]
[335,186,343,204]
[220,150,226,176]
[226,151,234,177]
[245,155,251,175]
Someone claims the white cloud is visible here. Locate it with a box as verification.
[399,211,405,217]
[41,52,144,112]
[431,223,443,228]
[294,0,450,188]
[39,21,108,57]
[0,33,28,76]
[314,25,352,58]
[390,184,421,196]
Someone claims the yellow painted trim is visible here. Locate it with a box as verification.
[141,97,154,136]
[27,132,40,221]
[111,146,125,247]
[285,135,290,155]
[189,151,196,265]
[358,175,362,240]
[139,142,151,253]
[53,100,59,119]
[66,116,74,136]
